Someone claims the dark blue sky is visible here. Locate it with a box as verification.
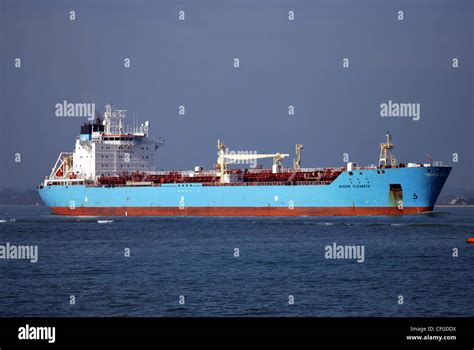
[1,0,473,191]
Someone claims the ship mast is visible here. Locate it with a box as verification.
[293,144,303,169]
[104,103,127,135]
[379,132,397,167]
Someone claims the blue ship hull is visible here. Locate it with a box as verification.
[38,166,451,216]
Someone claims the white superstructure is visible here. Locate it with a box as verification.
[47,104,164,183]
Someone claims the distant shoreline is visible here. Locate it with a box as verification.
[435,205,474,208]
[0,204,45,207]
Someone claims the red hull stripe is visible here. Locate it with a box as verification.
[50,206,433,216]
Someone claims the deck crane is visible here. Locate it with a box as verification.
[217,140,289,183]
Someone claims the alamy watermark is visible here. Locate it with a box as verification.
[380,100,420,121]
[325,242,365,263]
[55,100,95,121]
[0,242,38,263]
[220,148,258,168]
[18,324,55,343]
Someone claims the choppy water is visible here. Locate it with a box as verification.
[0,206,473,316]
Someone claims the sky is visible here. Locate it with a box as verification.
[1,0,473,191]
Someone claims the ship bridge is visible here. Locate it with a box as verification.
[47,104,164,183]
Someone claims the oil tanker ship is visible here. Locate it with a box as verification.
[38,104,451,216]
